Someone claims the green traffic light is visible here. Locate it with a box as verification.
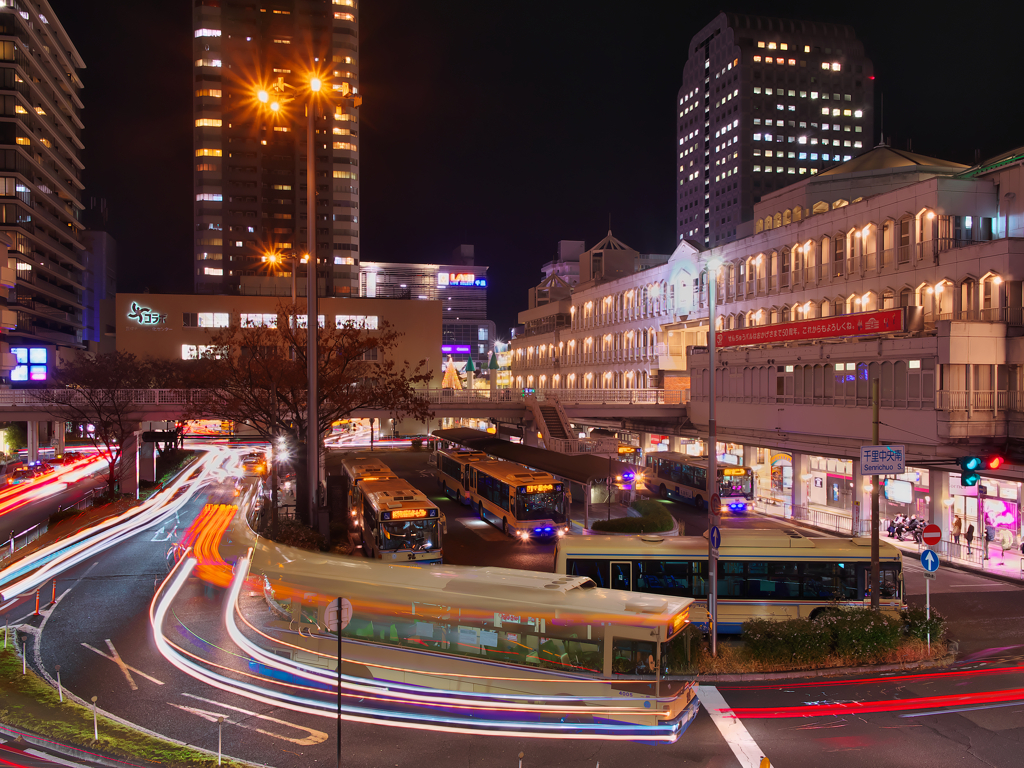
[962,456,982,471]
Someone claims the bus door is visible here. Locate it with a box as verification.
[610,561,632,591]
[468,466,476,491]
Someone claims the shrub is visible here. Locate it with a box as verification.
[743,618,831,664]
[901,605,946,643]
[48,506,81,528]
[273,519,326,551]
[590,500,676,533]
[815,608,902,662]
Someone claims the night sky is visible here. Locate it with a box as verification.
[50,0,1024,337]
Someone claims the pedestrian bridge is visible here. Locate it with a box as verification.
[0,387,688,423]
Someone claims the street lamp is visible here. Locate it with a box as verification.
[254,72,361,526]
[264,251,301,303]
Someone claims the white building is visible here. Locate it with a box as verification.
[513,144,1024,548]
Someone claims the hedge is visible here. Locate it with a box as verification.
[590,499,676,533]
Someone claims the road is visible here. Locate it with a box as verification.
[13,446,1023,768]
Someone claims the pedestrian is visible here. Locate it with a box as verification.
[965,523,975,555]
[952,515,962,545]
[984,523,996,561]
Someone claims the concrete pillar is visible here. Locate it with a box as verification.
[121,428,142,499]
[53,421,65,455]
[790,451,809,515]
[26,420,38,463]
[141,440,157,483]
[742,444,757,468]
[584,482,591,530]
[524,427,540,448]
[669,435,682,453]
[929,468,951,541]
[851,460,863,534]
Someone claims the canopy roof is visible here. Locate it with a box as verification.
[432,428,634,485]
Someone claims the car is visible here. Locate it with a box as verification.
[32,462,55,476]
[241,452,268,477]
[7,468,37,485]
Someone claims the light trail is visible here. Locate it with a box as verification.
[728,687,1024,718]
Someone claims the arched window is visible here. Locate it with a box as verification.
[764,216,773,231]
[773,212,783,228]
[812,201,829,215]
[833,297,846,316]
[780,248,791,287]
[882,289,895,309]
[783,209,792,226]
[900,288,914,307]
[833,233,845,277]
[793,207,803,222]
[782,305,791,323]
[755,219,764,234]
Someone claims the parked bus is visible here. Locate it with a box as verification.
[340,454,399,520]
[646,452,754,511]
[354,477,444,565]
[554,528,905,633]
[434,446,490,505]
[466,460,568,539]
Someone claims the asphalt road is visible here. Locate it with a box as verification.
[16,447,1024,768]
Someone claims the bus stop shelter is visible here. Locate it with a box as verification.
[431,427,638,529]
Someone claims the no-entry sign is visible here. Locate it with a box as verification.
[922,524,941,547]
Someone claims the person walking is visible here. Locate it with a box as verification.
[965,523,975,555]
[952,515,962,545]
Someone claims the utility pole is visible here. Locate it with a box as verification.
[305,95,319,530]
[871,377,880,610]
[707,260,721,657]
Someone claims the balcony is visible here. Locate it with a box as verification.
[937,390,1008,412]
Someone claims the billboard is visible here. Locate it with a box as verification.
[715,308,905,348]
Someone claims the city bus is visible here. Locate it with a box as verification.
[466,460,568,539]
[339,454,399,520]
[646,452,754,512]
[242,538,701,739]
[354,477,444,565]
[434,446,490,505]
[554,529,905,633]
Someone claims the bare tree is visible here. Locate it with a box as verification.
[33,351,155,498]
[183,306,432,528]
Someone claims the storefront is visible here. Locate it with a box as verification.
[948,475,1021,549]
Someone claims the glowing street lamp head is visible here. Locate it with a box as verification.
[257,89,269,103]
[310,76,322,92]
[270,101,280,112]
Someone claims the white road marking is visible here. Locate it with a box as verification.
[25,748,91,768]
[696,685,771,768]
[176,694,328,745]
[80,641,164,688]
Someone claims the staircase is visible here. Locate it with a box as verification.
[538,403,570,440]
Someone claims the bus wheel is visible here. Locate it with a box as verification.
[502,517,509,536]
[659,483,667,499]
[695,495,705,511]
[476,500,484,518]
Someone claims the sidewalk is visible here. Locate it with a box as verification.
[751,497,1024,584]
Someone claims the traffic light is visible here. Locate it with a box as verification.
[986,454,1005,470]
[959,456,982,487]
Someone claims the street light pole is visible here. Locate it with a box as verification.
[306,88,320,528]
[707,259,721,658]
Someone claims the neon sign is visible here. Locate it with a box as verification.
[389,509,432,520]
[437,273,487,288]
[127,301,167,326]
[441,345,472,354]
[522,484,557,493]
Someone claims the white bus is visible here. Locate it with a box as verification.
[554,529,905,634]
[354,477,444,565]
[466,460,568,539]
[434,446,490,505]
[646,452,754,512]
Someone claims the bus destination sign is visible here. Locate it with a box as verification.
[389,509,432,520]
[522,484,557,493]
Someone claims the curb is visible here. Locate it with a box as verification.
[0,721,154,768]
[691,650,957,683]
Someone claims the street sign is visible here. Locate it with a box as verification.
[922,524,942,547]
[709,525,721,556]
[324,598,352,632]
[710,493,720,514]
[923,572,936,580]
[920,549,940,573]
[860,445,905,475]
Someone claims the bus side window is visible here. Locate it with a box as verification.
[567,558,608,588]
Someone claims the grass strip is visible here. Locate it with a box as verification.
[0,642,248,768]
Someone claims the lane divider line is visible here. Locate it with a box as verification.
[696,685,771,768]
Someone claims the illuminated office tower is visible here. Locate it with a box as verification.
[193,0,360,296]
[677,12,874,247]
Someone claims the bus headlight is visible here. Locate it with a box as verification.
[518,530,530,540]
[556,528,566,537]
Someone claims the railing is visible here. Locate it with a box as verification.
[1008,391,1024,412]
[545,437,620,455]
[936,390,1006,412]
[791,504,854,535]
[0,522,47,567]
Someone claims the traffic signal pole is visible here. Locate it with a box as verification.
[871,378,880,611]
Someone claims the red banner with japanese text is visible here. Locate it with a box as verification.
[715,308,905,348]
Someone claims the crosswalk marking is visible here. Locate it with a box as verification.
[697,685,772,768]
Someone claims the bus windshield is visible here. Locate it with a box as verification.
[719,472,752,498]
[517,491,565,522]
[380,519,439,551]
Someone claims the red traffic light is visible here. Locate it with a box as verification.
[986,455,1004,470]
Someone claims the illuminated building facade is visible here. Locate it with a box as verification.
[192,0,360,296]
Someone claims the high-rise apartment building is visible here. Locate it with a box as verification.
[192,0,360,296]
[677,13,873,248]
[0,1,86,376]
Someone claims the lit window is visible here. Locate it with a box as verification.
[241,313,277,328]
[832,63,841,71]
[843,109,852,117]
[822,62,830,70]
[272,184,292,190]
[909,360,921,369]
[788,58,796,66]
[758,41,765,48]
[195,59,222,67]
[788,167,796,174]
[274,126,290,132]
[333,0,354,4]
[854,141,862,148]
[753,86,761,94]
[832,108,840,116]
[768,42,777,50]
[196,148,222,157]
[811,91,818,99]
[776,57,784,64]
[272,38,291,44]
[804,45,810,53]
[196,193,222,202]
[822,107,830,115]
[798,136,807,145]
[810,153,818,160]
[15,137,29,145]
[333,142,356,151]
[194,28,221,37]
[197,312,229,328]
[753,165,761,172]
[195,89,222,98]
[333,170,357,179]
[195,118,222,127]
[334,12,354,20]
[34,107,45,115]
[334,256,355,265]
[14,105,26,114]
[753,133,761,141]
[202,268,223,277]
[196,163,216,171]
[854,109,863,118]
[753,55,762,62]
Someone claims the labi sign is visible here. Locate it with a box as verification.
[127,301,167,326]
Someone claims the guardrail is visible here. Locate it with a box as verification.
[0,522,47,567]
